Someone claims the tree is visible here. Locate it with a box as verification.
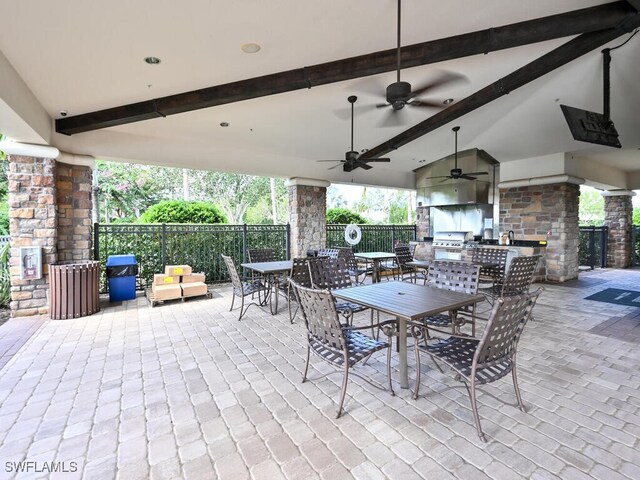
[139,200,227,224]
[188,171,272,224]
[326,207,368,224]
[578,186,604,225]
[633,208,640,225]
[97,161,182,222]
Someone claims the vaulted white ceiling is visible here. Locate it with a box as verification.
[0,0,639,189]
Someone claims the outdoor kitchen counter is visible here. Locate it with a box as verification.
[410,241,547,282]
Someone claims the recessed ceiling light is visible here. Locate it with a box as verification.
[443,98,454,105]
[220,122,229,127]
[144,56,161,65]
[241,43,261,54]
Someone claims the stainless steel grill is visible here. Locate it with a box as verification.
[432,231,474,249]
[432,231,474,261]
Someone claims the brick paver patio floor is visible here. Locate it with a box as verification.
[0,269,639,479]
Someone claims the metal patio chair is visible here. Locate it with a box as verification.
[247,248,276,263]
[336,246,371,285]
[307,257,370,326]
[482,255,541,305]
[287,257,312,323]
[472,247,509,287]
[291,280,395,418]
[411,288,542,441]
[394,244,426,283]
[422,261,481,336]
[317,248,340,259]
[221,254,269,320]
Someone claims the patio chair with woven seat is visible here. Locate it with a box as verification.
[422,261,481,336]
[472,247,508,287]
[336,247,371,285]
[410,288,542,441]
[482,255,541,305]
[247,248,276,263]
[291,280,396,418]
[287,257,312,323]
[317,248,340,259]
[394,244,426,283]
[221,254,269,320]
[307,257,371,326]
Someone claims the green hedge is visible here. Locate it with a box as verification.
[139,200,227,224]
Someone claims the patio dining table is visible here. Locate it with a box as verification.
[241,260,292,314]
[332,281,484,389]
[354,252,397,283]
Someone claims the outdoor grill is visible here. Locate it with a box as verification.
[432,231,474,260]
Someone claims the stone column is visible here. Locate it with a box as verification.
[415,205,430,240]
[56,162,94,261]
[499,181,580,282]
[7,147,96,317]
[602,190,635,268]
[286,177,330,258]
[8,155,58,316]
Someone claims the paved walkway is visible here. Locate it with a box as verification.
[0,316,45,372]
[0,269,639,479]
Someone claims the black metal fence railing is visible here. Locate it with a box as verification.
[326,224,417,253]
[94,223,290,292]
[578,225,608,269]
[633,225,640,266]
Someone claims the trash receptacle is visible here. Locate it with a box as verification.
[106,254,138,302]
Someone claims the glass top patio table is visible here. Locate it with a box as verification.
[332,281,484,389]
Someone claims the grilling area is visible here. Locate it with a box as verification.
[1,1,640,479]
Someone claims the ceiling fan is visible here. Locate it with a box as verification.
[317,95,390,172]
[355,0,467,127]
[424,126,489,181]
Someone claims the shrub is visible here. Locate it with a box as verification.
[326,208,367,225]
[139,200,227,224]
[0,243,10,308]
[0,210,8,235]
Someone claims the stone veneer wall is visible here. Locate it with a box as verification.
[57,163,93,261]
[7,156,94,317]
[500,183,579,282]
[288,184,326,258]
[603,194,633,268]
[8,156,57,316]
[415,206,431,240]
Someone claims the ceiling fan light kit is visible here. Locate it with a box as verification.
[357,0,467,127]
[316,95,390,172]
[422,126,489,182]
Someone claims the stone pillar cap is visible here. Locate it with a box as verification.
[57,152,96,169]
[601,190,636,197]
[285,177,331,188]
[498,174,584,189]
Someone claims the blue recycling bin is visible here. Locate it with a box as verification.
[106,254,138,302]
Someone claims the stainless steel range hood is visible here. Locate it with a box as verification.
[414,148,498,206]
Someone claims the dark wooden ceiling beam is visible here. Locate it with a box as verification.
[359,19,640,161]
[627,0,640,12]
[56,1,638,135]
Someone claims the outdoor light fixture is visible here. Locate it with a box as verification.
[443,98,454,105]
[144,56,161,65]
